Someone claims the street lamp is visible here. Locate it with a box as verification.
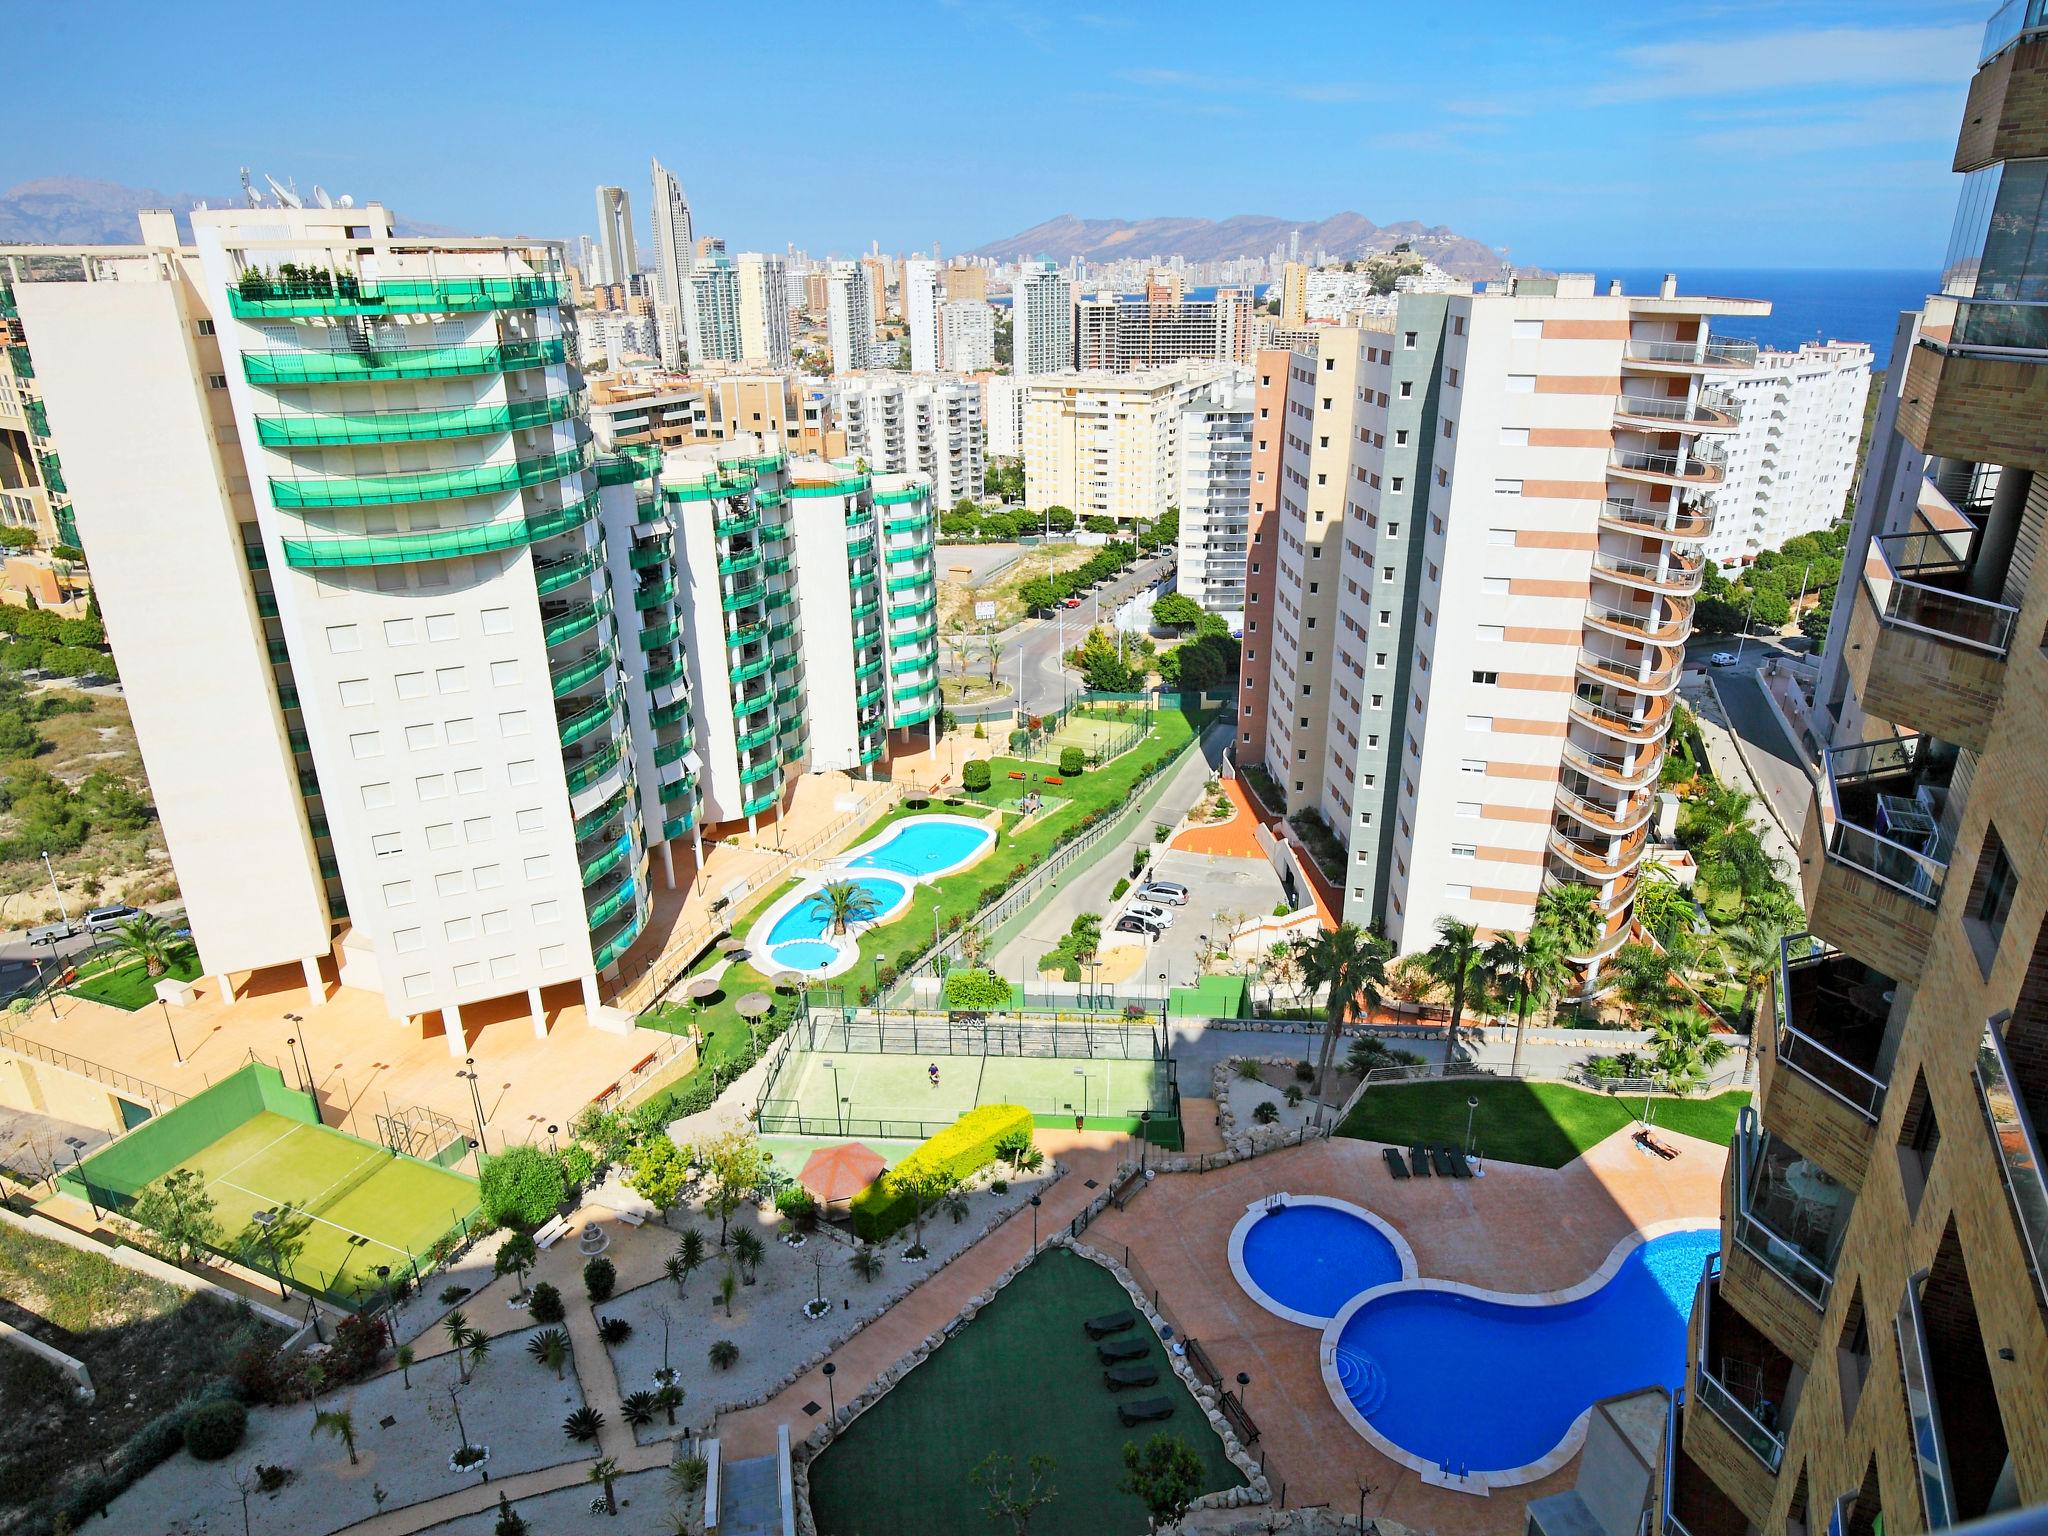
[1029,1193,1041,1253]
[39,850,69,929]
[1464,1095,1480,1155]
[1157,971,1169,1034]
[1138,1109,1151,1174]
[822,1361,837,1428]
[459,1058,489,1155]
[823,1060,843,1135]
[1072,1066,1088,1122]
[1236,1371,1251,1411]
[157,999,184,1066]
[547,1124,559,1154]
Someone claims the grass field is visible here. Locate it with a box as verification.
[1048,713,1140,759]
[65,951,203,1010]
[1336,1080,1751,1169]
[162,1111,479,1299]
[807,1247,1243,1536]
[767,1046,1168,1135]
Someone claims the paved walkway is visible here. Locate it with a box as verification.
[1172,776,1263,858]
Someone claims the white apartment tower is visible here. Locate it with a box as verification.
[1702,340,1870,567]
[829,376,985,505]
[1021,364,1245,524]
[903,257,940,373]
[826,261,875,376]
[1012,260,1072,379]
[593,184,637,289]
[736,253,792,369]
[940,300,996,372]
[8,205,707,1043]
[1175,372,1255,617]
[687,259,744,364]
[648,158,695,368]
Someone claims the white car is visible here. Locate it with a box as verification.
[1709,651,1740,667]
[1125,901,1176,928]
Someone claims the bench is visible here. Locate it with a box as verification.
[533,1214,571,1250]
[1116,1396,1176,1427]
[1105,1362,1160,1391]
[1084,1309,1136,1339]
[616,1210,646,1227]
[1098,1338,1149,1364]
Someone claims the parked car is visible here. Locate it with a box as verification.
[1135,881,1189,906]
[27,921,77,947]
[84,904,141,935]
[1125,902,1176,927]
[1113,915,1159,936]
[1063,596,1081,608]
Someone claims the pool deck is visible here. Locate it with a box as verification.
[1084,1123,1728,1535]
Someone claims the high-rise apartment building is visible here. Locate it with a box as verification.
[1237,346,1317,769]
[940,300,996,373]
[826,261,875,376]
[802,271,831,318]
[1664,16,2048,1533]
[1280,262,1309,328]
[0,276,75,546]
[1703,341,1871,569]
[587,375,714,453]
[1072,290,1255,372]
[648,158,694,369]
[984,375,1024,460]
[685,258,744,365]
[1021,364,1245,525]
[829,376,984,506]
[735,253,792,369]
[1013,260,1072,380]
[860,256,889,325]
[943,263,988,303]
[1174,372,1255,617]
[593,184,636,288]
[903,258,940,374]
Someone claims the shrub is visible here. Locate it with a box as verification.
[528,1281,565,1323]
[596,1315,633,1345]
[776,1187,819,1230]
[564,1407,606,1443]
[1293,1059,1316,1082]
[478,1144,567,1229]
[1234,1058,1262,1081]
[1252,1102,1280,1125]
[991,1178,1009,1194]
[850,1103,1033,1240]
[1284,1085,1304,1106]
[941,967,1012,1011]
[183,1399,248,1461]
[558,1144,597,1190]
[1111,877,1129,901]
[583,1255,617,1303]
[709,1339,741,1370]
[1059,746,1085,776]
[962,759,991,793]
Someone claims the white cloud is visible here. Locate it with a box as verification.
[1593,23,1978,101]
[1686,90,1964,155]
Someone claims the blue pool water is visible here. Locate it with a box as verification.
[1241,1204,1406,1321]
[847,818,993,878]
[1332,1228,1717,1474]
[769,940,841,971]
[762,874,909,948]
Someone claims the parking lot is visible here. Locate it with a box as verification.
[1104,846,1287,991]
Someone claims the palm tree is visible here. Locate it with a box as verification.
[395,1343,415,1390]
[808,880,883,937]
[1534,882,1602,958]
[465,1328,491,1383]
[985,633,1006,688]
[1702,826,1787,913]
[112,912,187,979]
[731,1227,765,1285]
[590,1457,621,1516]
[670,1226,708,1298]
[1484,930,1574,1076]
[1719,913,1796,1071]
[850,1244,884,1283]
[621,1391,658,1428]
[1294,923,1393,1102]
[1422,917,1485,1043]
[311,1407,358,1465]
[1647,1007,1732,1094]
[1611,942,1680,1016]
[1682,779,1754,847]
[1631,862,1694,949]
[525,1327,570,1380]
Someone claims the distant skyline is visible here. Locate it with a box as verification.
[8,0,1991,270]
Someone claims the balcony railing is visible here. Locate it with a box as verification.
[1895,1273,1957,1530]
[1594,548,1705,594]
[1865,528,2019,656]
[1818,735,1952,909]
[1562,738,1660,789]
[1614,395,1742,428]
[1585,597,1690,643]
[1732,1108,1841,1309]
[1601,499,1715,540]
[1774,934,1894,1123]
[1981,0,2048,63]
[1611,449,1724,484]
[1973,1012,2048,1317]
[1625,336,1760,368]
[1694,1255,1789,1472]
[1570,693,1669,741]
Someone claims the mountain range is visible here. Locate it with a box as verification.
[966,212,1509,278]
[0,177,458,245]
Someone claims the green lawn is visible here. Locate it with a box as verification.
[65,951,203,1010]
[807,1247,1243,1536]
[1336,1079,1751,1168]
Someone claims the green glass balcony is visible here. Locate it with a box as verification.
[735,721,777,752]
[270,442,591,510]
[7,345,34,379]
[228,273,564,319]
[790,474,869,498]
[876,485,927,506]
[774,682,801,706]
[37,453,65,495]
[254,593,280,618]
[267,639,291,665]
[581,833,633,887]
[755,489,787,508]
[740,757,779,786]
[861,743,884,765]
[243,336,566,387]
[628,539,671,570]
[854,657,884,680]
[633,577,676,611]
[644,662,687,692]
[565,740,625,796]
[280,490,600,567]
[763,556,791,576]
[717,548,762,578]
[853,623,882,647]
[535,546,602,595]
[726,620,769,650]
[658,772,697,804]
[891,624,939,648]
[731,654,772,685]
[886,572,930,593]
[558,689,620,748]
[573,786,630,843]
[733,689,774,720]
[884,511,932,532]
[735,452,786,473]
[714,510,760,539]
[596,453,658,487]
[885,541,934,564]
[543,594,610,649]
[24,399,49,438]
[889,597,936,620]
[254,392,577,449]
[850,600,880,621]
[846,538,875,560]
[722,582,766,613]
[771,652,799,675]
[763,588,793,612]
[592,903,648,970]
[768,620,795,644]
[638,617,681,651]
[551,642,616,698]
[585,876,637,932]
[664,470,758,503]
[742,787,778,817]
[653,735,694,766]
[0,282,14,319]
[896,705,936,728]
[757,519,789,543]
[662,813,694,841]
[894,681,937,704]
[276,685,301,710]
[890,656,930,676]
[649,697,692,729]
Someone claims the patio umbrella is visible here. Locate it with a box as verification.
[735,991,774,1020]
[799,1142,887,1203]
[766,971,801,992]
[684,975,721,1010]
[716,936,748,955]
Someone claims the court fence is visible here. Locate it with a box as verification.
[803,1015,1167,1060]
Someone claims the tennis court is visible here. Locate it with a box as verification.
[766,1046,1172,1140]
[1048,710,1142,762]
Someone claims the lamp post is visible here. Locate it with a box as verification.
[822,1361,837,1429]
[1236,1371,1251,1412]
[1072,1066,1087,1123]
[547,1124,559,1154]
[1138,1109,1151,1174]
[1157,971,1169,1034]
[459,1058,489,1155]
[157,999,184,1066]
[1464,1095,1479,1156]
[1029,1193,1041,1254]
[40,850,68,928]
[823,1060,843,1135]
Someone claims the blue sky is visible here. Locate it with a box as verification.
[8,0,1992,268]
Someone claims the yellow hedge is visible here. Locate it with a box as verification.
[849,1102,1033,1240]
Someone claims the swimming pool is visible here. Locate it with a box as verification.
[1230,1197,1416,1325]
[1322,1224,1718,1487]
[761,873,910,958]
[845,815,996,878]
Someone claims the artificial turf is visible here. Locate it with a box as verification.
[1336,1080,1751,1169]
[65,952,204,1010]
[806,1246,1243,1536]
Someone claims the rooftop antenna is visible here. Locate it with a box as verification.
[265,175,304,210]
[239,167,263,208]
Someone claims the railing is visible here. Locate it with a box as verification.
[1555,782,1654,833]
[1550,826,1647,879]
[1981,0,2048,62]
[1614,395,1740,428]
[1612,449,1722,483]
[0,1026,187,1109]
[1594,549,1704,592]
[1866,529,2018,656]
[1578,647,1680,692]
[1602,499,1715,539]
[1694,1255,1788,1470]
[1818,736,1951,908]
[1571,694,1667,739]
[1663,1388,1693,1536]
[1624,336,1760,368]
[1585,597,1689,640]
[1562,738,1660,789]
[1773,934,1889,1122]
[1731,1108,1836,1308]
[1945,295,2048,356]
[1972,1012,2048,1317]
[1895,1271,1957,1530]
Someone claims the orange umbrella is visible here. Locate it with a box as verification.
[800,1142,887,1203]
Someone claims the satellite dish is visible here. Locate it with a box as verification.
[337,194,355,208]
[312,185,334,210]
[239,167,263,208]
[265,175,304,210]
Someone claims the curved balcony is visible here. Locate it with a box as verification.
[1609,448,1725,489]
[1561,737,1661,791]
[1600,499,1715,542]
[580,833,633,888]
[722,581,767,613]
[1622,336,1760,372]
[557,688,622,748]
[1549,826,1649,881]
[565,739,626,797]
[1555,782,1656,836]
[1592,548,1704,597]
[1570,691,1672,744]
[534,543,604,596]
[1584,596,1691,645]
[1576,645,1682,696]
[270,442,592,511]
[542,594,611,650]
[254,392,581,449]
[592,892,649,971]
[242,337,567,387]
[634,576,676,611]
[228,273,563,319]
[628,537,672,571]
[572,784,630,845]
[280,490,599,571]
[551,641,617,698]
[1612,396,1742,433]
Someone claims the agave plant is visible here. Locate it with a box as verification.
[563,1406,605,1443]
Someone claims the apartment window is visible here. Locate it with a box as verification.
[1459,758,1485,775]
[1316,472,1327,486]
[1367,734,1379,748]
[1472,670,1498,685]
[1494,479,1523,497]
[1297,749,1308,762]
[1378,611,1391,626]
[1398,381,1413,399]
[1325,356,1336,371]
[1466,715,1491,732]
[1304,650,1315,663]
[1895,1072,1942,1220]
[205,373,227,390]
[1370,693,1383,707]
[1388,523,1399,537]
[1403,331,1417,350]
[1453,316,1466,336]
[1381,566,1395,583]
[1395,429,1409,446]
[1375,653,1387,668]
[1309,582,1319,594]
[1442,419,1455,438]
[196,318,216,336]
[1511,319,1540,339]
[1965,828,2019,974]
[1445,367,1460,388]
[1449,843,1476,859]
[1323,397,1332,409]
[1358,814,1373,827]
[1319,435,1330,448]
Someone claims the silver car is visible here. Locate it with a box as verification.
[1135,881,1189,906]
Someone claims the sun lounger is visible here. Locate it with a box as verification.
[1098,1338,1149,1364]
[1382,1147,1411,1180]
[1430,1144,1457,1177]
[1104,1363,1160,1391]
[1443,1144,1473,1179]
[1635,1129,1682,1161]
[1085,1309,1136,1339]
[1117,1395,1176,1426]
[1409,1145,1432,1177]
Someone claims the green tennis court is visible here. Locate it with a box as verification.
[770,1047,1170,1136]
[1049,711,1142,760]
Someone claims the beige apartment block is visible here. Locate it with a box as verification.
[1021,363,1245,525]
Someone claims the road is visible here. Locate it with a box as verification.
[946,551,1175,718]
[1678,632,1817,884]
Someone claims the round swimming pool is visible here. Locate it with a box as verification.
[845,815,995,878]
[760,873,910,949]
[1326,1225,1717,1482]
[767,940,840,972]
[1231,1197,1415,1325]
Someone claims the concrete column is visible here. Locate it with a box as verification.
[528,985,547,1041]
[660,841,676,890]
[580,973,602,1014]
[443,1002,466,1058]
[214,972,234,1003]
[747,812,758,837]
[301,955,325,1008]
[692,827,705,885]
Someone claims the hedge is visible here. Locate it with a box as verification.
[849,1103,1033,1240]
[941,967,1013,1010]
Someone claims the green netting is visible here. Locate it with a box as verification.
[60,1062,314,1202]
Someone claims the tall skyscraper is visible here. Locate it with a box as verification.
[686,258,744,364]
[593,184,636,289]
[1021,364,1243,524]
[1704,341,1871,568]
[736,253,792,369]
[648,158,695,369]
[1175,372,1255,616]
[1013,260,1072,380]
[903,257,939,373]
[940,300,997,372]
[826,261,875,376]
